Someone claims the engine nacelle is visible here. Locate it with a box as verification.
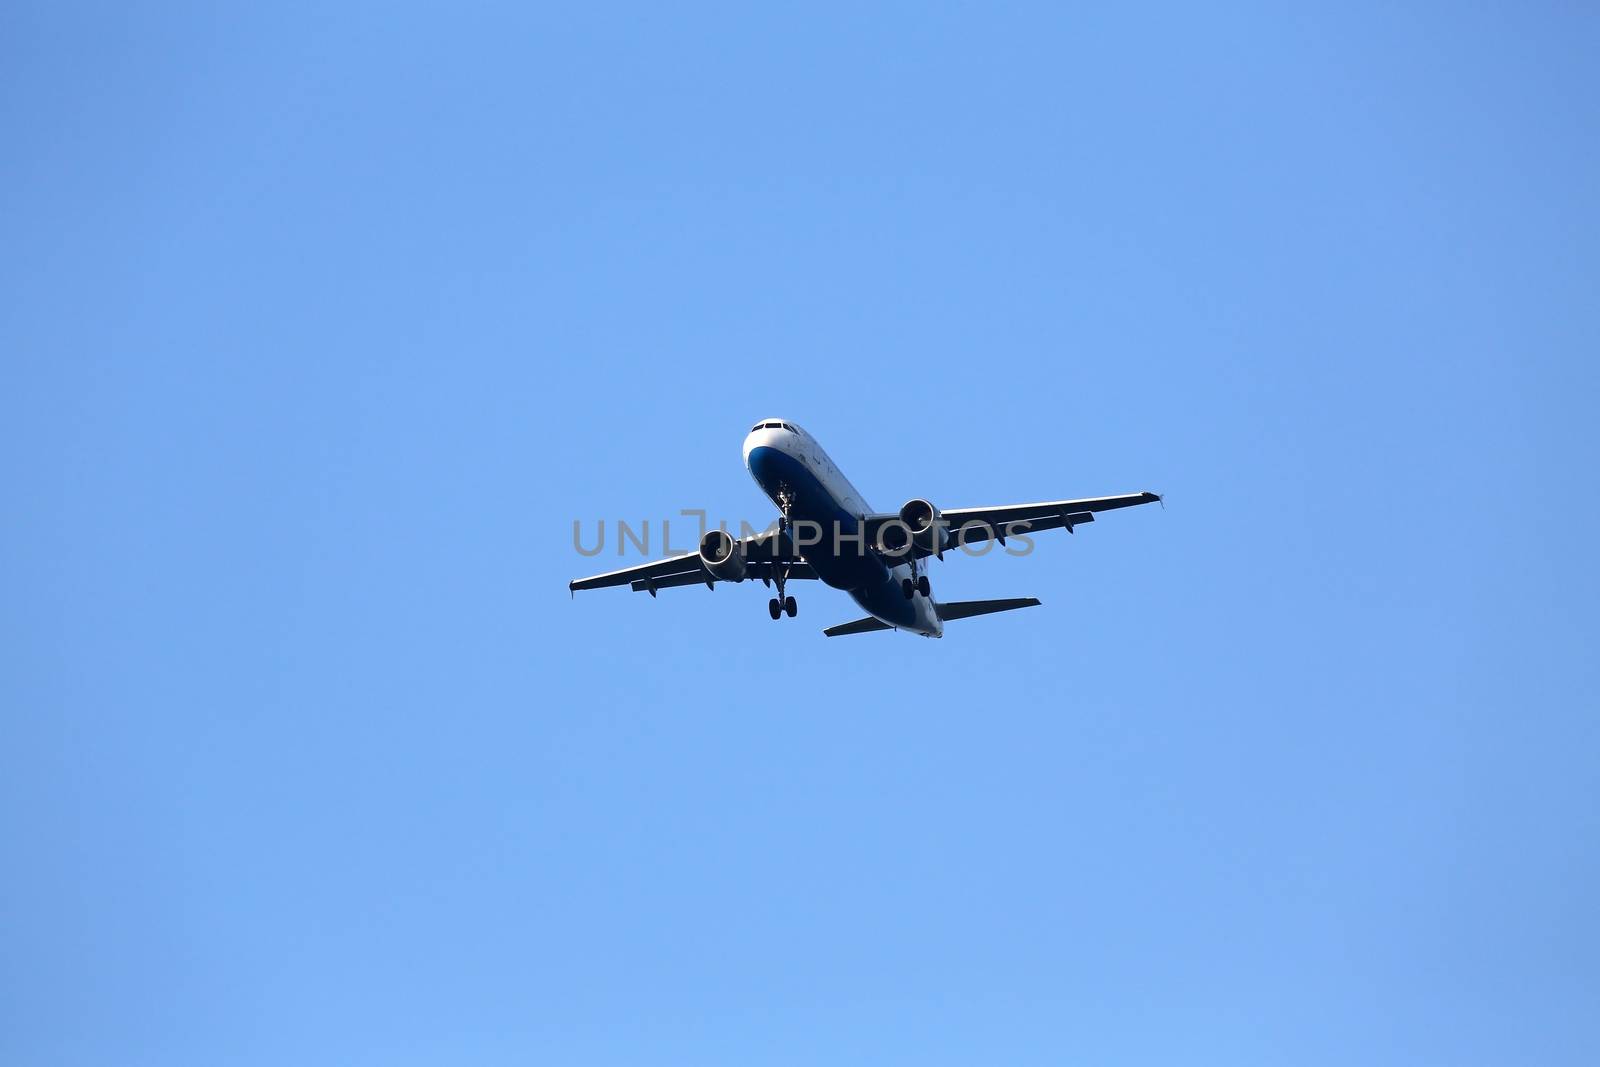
[698,528,747,582]
[899,498,950,556]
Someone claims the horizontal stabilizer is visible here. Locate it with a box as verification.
[936,597,1042,622]
[822,616,895,637]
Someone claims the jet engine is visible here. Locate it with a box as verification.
[698,528,747,583]
[899,498,950,556]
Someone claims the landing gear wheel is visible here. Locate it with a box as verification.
[770,559,794,620]
[902,578,915,599]
[917,575,930,597]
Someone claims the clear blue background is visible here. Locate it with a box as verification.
[4,4,1596,1064]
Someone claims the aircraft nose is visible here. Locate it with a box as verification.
[742,424,777,464]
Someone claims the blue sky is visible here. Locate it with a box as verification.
[3,3,1597,1064]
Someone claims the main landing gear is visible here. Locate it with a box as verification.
[901,567,931,600]
[768,594,797,620]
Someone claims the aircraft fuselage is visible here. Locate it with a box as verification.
[743,421,943,637]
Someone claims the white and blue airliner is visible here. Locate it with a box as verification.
[570,419,1160,637]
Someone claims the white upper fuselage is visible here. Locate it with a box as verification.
[742,419,943,636]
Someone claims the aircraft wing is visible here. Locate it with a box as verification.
[569,526,817,595]
[862,492,1161,559]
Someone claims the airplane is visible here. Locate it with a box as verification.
[569,419,1160,637]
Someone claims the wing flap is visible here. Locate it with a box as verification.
[860,492,1157,561]
[570,552,704,592]
[570,524,807,594]
[630,571,714,594]
[946,511,1094,550]
[940,492,1160,529]
[628,560,819,595]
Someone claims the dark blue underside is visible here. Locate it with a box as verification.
[746,446,891,592]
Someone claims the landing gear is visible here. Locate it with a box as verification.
[767,555,798,621]
[775,486,796,534]
[902,565,932,600]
